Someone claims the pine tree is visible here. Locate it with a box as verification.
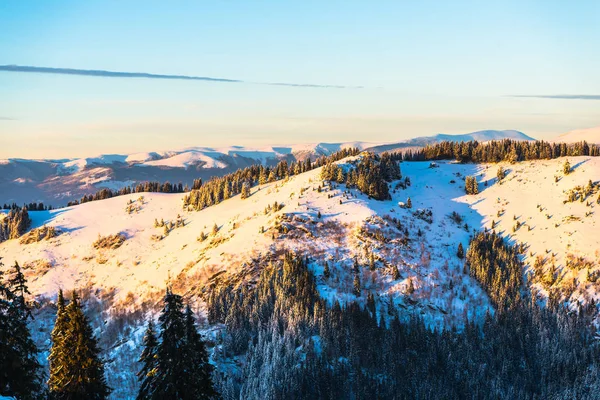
[406,278,415,295]
[137,320,159,400]
[211,223,219,236]
[182,305,217,399]
[49,291,110,399]
[392,265,400,280]
[406,197,412,208]
[4,262,42,399]
[240,183,251,199]
[48,290,69,396]
[154,288,187,399]
[563,159,571,175]
[457,243,464,259]
[323,262,331,279]
[353,274,361,297]
[497,166,506,183]
[0,259,11,395]
[0,259,43,399]
[336,168,345,184]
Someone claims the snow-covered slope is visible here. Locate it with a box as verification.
[2,154,600,398]
[2,155,599,310]
[553,126,600,144]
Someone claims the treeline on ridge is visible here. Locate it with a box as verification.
[321,152,401,200]
[401,139,600,163]
[183,148,360,211]
[67,181,187,207]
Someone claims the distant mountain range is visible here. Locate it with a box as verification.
[0,129,551,205]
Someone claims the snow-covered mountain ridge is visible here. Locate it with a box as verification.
[0,130,533,206]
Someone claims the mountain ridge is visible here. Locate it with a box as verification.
[0,130,533,205]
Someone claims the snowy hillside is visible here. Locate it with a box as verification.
[2,154,600,398]
[4,155,598,308]
[553,126,600,144]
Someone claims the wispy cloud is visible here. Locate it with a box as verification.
[509,94,600,100]
[0,65,361,89]
[0,117,16,121]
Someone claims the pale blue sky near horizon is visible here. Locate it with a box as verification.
[1,0,599,158]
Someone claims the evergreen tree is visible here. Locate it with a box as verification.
[457,243,464,259]
[353,274,361,297]
[48,291,110,400]
[406,197,412,208]
[0,259,11,395]
[497,166,506,183]
[4,262,42,399]
[48,290,69,396]
[240,183,251,199]
[406,278,415,295]
[392,265,400,280]
[137,320,159,400]
[563,159,571,175]
[182,305,217,399]
[0,259,43,399]
[154,288,187,399]
[323,262,331,279]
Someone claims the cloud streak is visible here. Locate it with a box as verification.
[510,94,600,101]
[0,65,361,89]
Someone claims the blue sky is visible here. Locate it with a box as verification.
[1,0,599,158]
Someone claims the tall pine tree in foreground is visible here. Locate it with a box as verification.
[182,305,217,399]
[0,259,43,400]
[143,288,218,400]
[154,287,187,399]
[136,320,159,400]
[48,289,69,396]
[48,291,110,400]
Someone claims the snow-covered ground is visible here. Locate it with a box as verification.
[2,155,599,310]
[1,155,599,398]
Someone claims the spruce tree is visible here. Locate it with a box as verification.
[49,291,110,400]
[182,305,217,399]
[497,166,506,183]
[2,262,43,399]
[457,243,464,259]
[0,259,11,395]
[323,262,331,279]
[563,159,571,175]
[137,320,159,400]
[155,288,187,399]
[353,274,361,297]
[48,289,69,396]
[240,183,251,199]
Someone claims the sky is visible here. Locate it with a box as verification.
[1,0,599,159]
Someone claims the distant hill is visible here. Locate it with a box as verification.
[552,126,600,144]
[0,130,533,205]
